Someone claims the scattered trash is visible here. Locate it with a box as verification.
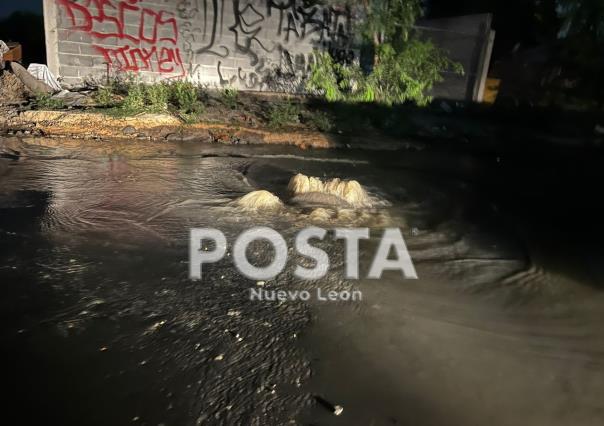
[145,320,167,335]
[256,281,266,287]
[227,309,241,317]
[214,354,224,361]
[314,395,344,416]
[9,61,55,95]
[27,64,62,92]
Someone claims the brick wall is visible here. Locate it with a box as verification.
[43,1,493,100]
[43,0,357,90]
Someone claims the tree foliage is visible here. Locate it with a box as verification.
[307,0,463,105]
[307,42,462,106]
[559,0,604,41]
[361,0,423,47]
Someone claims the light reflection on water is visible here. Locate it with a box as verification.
[1,138,604,425]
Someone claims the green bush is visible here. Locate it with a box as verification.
[94,85,116,107]
[368,42,464,106]
[268,101,301,129]
[98,78,208,120]
[121,83,146,113]
[220,87,239,109]
[307,45,462,106]
[170,81,204,114]
[306,52,374,103]
[145,83,170,112]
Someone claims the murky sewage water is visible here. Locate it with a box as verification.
[1,138,604,426]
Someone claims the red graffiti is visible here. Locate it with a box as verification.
[56,0,185,77]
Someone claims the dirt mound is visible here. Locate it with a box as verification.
[0,71,31,103]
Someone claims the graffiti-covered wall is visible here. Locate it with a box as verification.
[43,0,357,90]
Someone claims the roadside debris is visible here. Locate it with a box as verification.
[27,64,62,92]
[0,71,31,103]
[0,40,8,70]
[314,395,344,416]
[1,39,62,102]
[8,61,55,95]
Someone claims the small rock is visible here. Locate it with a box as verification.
[440,101,453,113]
[122,125,137,135]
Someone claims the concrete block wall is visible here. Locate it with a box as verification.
[43,0,357,90]
[416,14,494,102]
[43,1,493,100]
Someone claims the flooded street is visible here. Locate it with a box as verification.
[1,137,604,425]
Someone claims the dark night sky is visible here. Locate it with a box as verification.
[0,0,42,19]
[0,0,549,62]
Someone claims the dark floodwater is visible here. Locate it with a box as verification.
[1,137,604,426]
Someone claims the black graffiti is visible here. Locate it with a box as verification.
[229,0,274,66]
[195,0,230,57]
[179,0,356,88]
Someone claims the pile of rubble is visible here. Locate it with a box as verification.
[0,71,31,104]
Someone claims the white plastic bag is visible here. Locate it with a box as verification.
[27,63,62,92]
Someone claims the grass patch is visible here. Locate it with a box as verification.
[171,81,205,119]
[268,101,301,129]
[94,79,207,120]
[303,110,335,132]
[220,87,239,109]
[35,93,65,110]
[94,85,116,107]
